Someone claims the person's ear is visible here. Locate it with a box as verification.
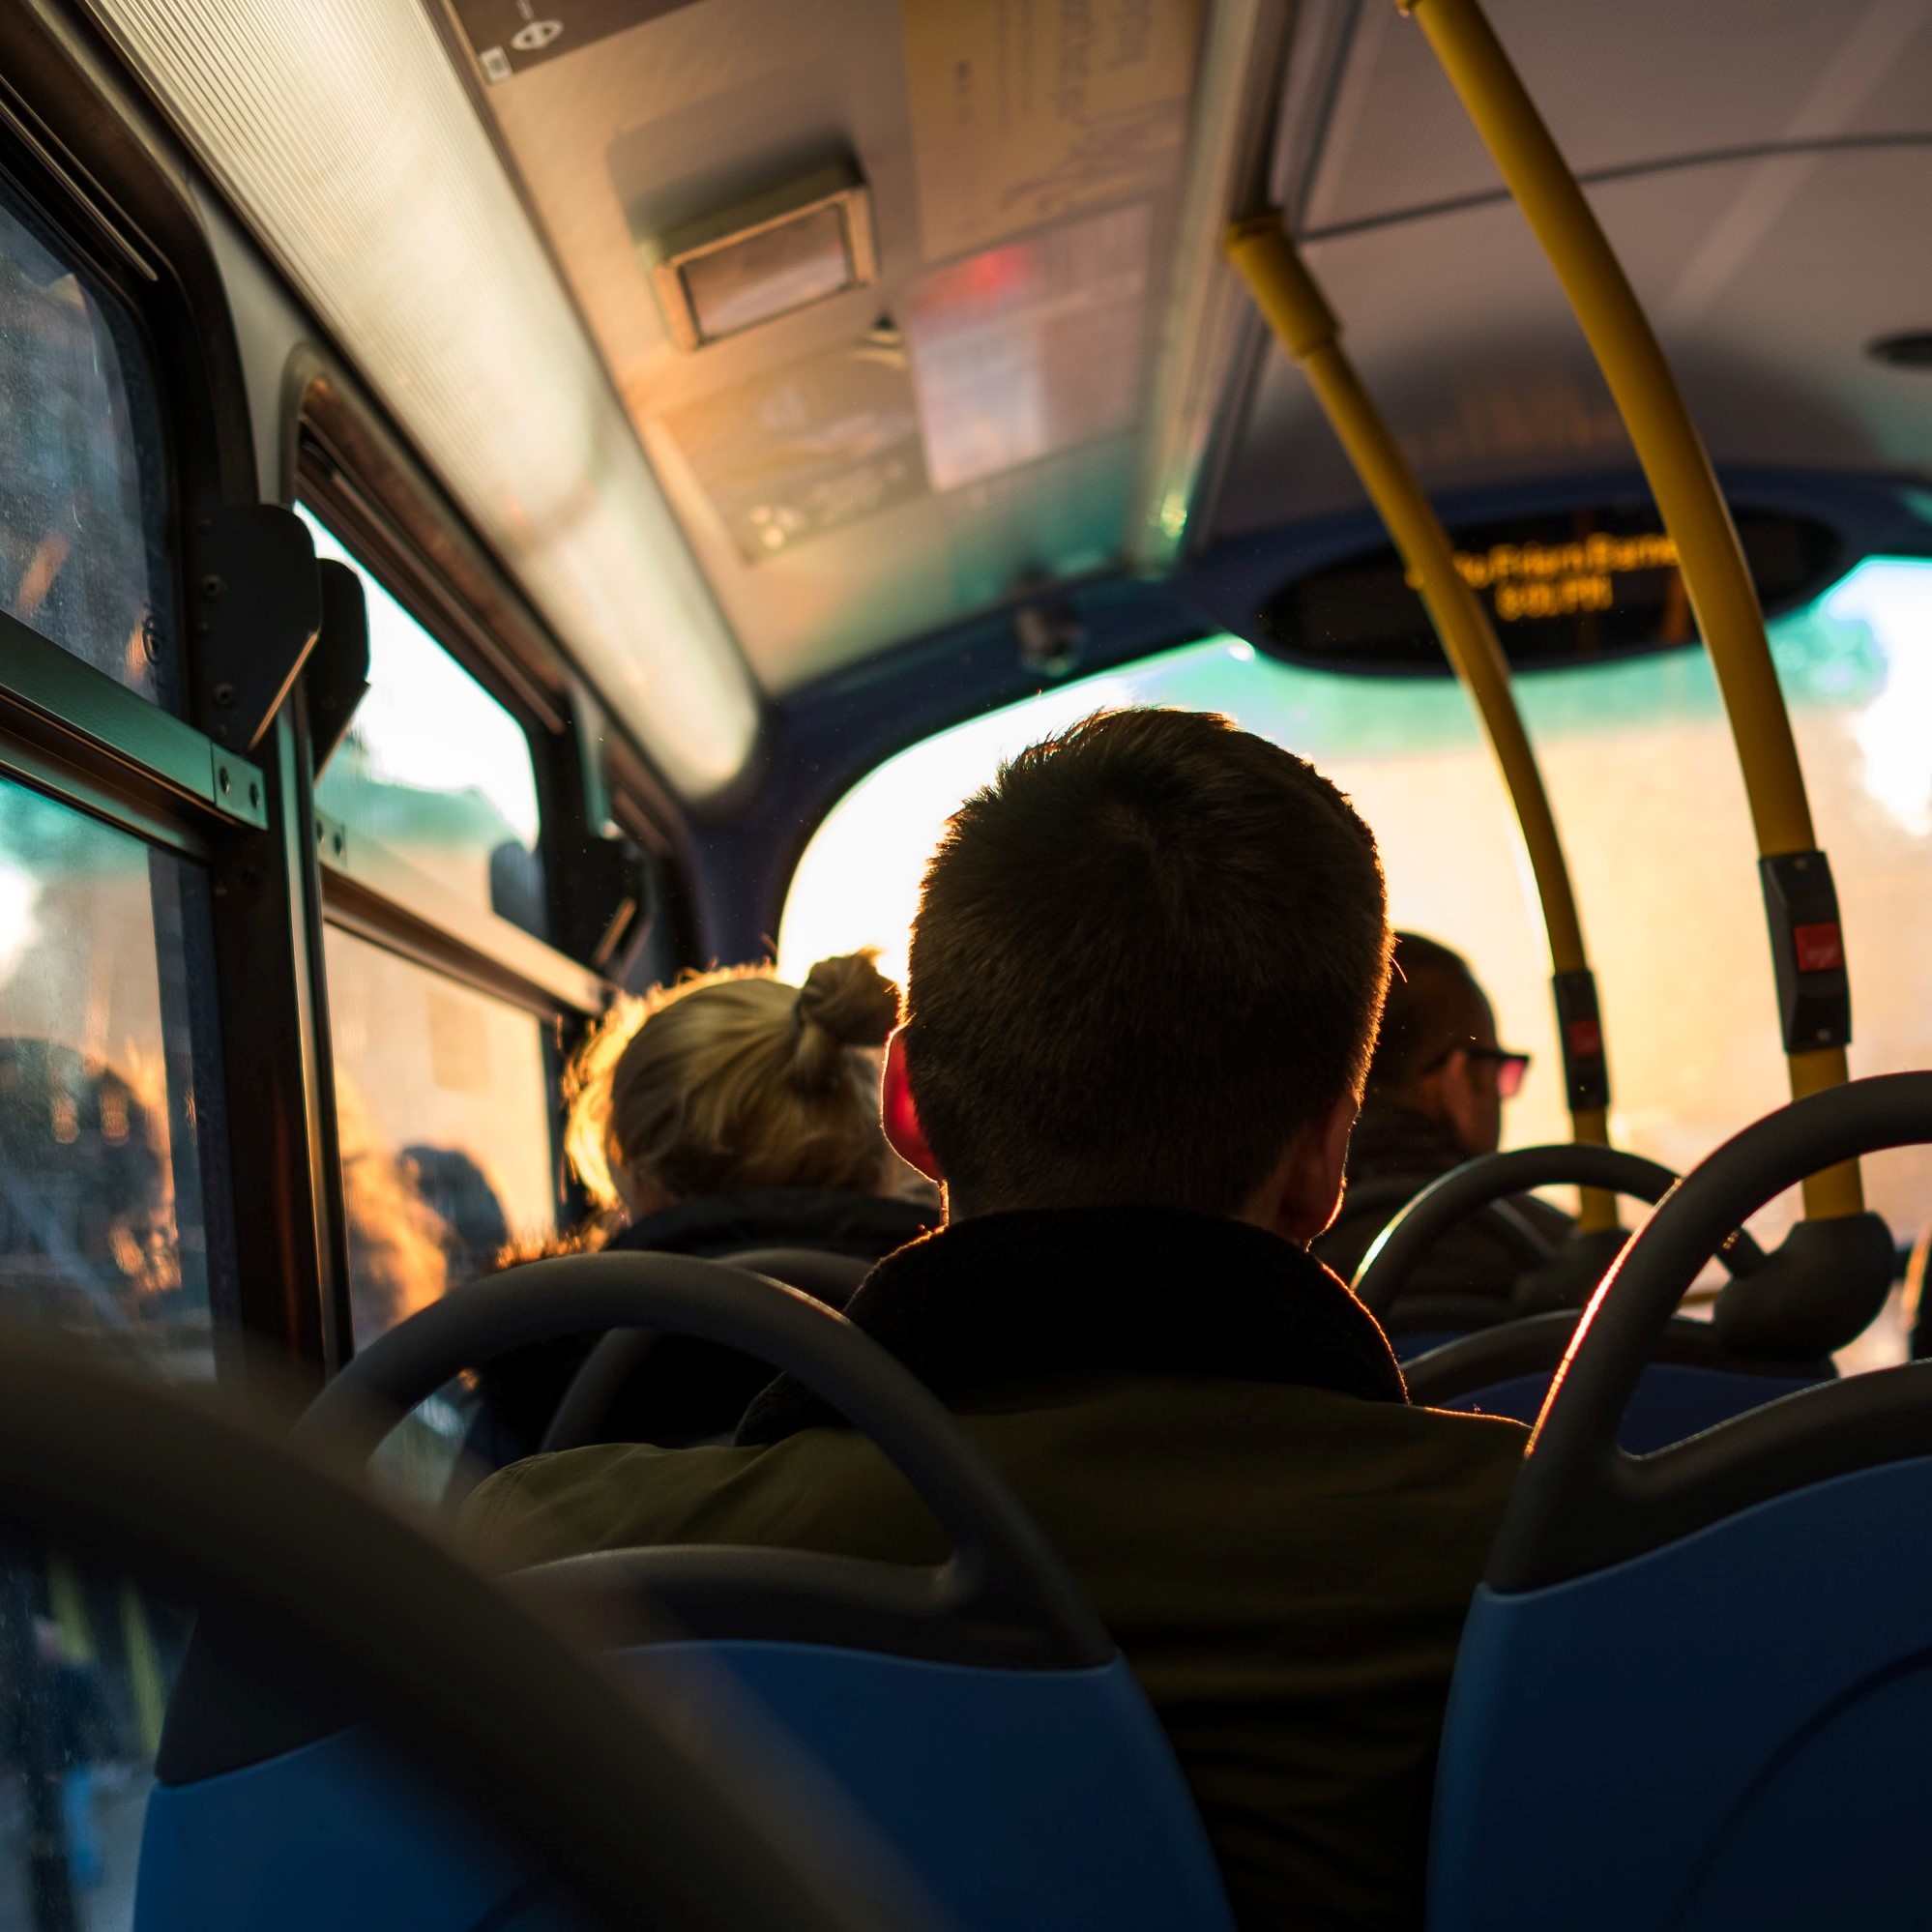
[1244,1091,1359,1244]
[880,1027,941,1182]
[1299,1091,1359,1242]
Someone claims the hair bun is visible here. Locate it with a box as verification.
[790,951,899,1091]
[798,951,899,1046]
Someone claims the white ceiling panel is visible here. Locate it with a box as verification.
[472,0,1205,692]
[1297,0,1932,235]
[1218,146,1932,533]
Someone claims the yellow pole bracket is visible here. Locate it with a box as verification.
[1396,0,1861,1220]
[1226,212,1619,1233]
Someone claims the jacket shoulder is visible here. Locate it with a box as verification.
[460,1427,933,1568]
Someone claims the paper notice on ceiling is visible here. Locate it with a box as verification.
[902,201,1150,493]
[900,0,1201,262]
[450,0,700,83]
[659,334,930,564]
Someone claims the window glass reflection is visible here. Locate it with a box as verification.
[325,925,557,1350]
[326,929,559,1501]
[777,558,1932,1258]
[0,777,223,1372]
[0,1557,190,1932]
[301,507,546,936]
[0,184,173,706]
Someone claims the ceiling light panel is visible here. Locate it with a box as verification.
[82,0,759,800]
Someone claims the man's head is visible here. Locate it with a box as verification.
[887,709,1390,1239]
[1366,932,1524,1156]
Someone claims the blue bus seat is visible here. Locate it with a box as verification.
[621,1640,1236,1932]
[137,1612,1234,1932]
[139,1253,1237,1932]
[137,1728,561,1932]
[1436,1360,1823,1449]
[1427,1077,1932,1927]
[1404,1311,1831,1449]
[1429,1448,1932,1930]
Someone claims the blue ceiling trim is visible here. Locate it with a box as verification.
[686,464,1932,963]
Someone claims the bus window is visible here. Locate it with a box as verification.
[0,776,223,1375]
[0,179,173,707]
[299,506,546,937]
[778,557,1932,1259]
[324,926,557,1353]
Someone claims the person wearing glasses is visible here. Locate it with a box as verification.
[1314,931,1567,1337]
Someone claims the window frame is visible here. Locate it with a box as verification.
[0,8,709,1383]
[0,152,182,710]
[293,376,701,973]
[290,390,624,1022]
[290,375,699,1350]
[0,42,268,1367]
[297,374,707,984]
[0,13,381,1371]
[0,609,265,860]
[297,414,569,743]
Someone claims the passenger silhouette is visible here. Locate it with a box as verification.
[332,1077,452,1344]
[1316,932,1570,1333]
[466,712,1525,1930]
[400,1145,511,1291]
[0,1038,175,1331]
[474,952,937,1457]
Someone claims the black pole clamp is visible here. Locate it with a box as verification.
[1759,850,1851,1053]
[1552,968,1610,1112]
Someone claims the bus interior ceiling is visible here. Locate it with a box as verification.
[53,0,1927,1254]
[62,0,1932,831]
[424,0,1932,922]
[448,0,1932,702]
[7,2,1932,1928]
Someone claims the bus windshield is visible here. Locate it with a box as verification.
[779,556,1932,1251]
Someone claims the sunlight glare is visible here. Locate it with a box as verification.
[775,563,1932,1247]
[297,506,542,845]
[0,861,38,986]
[1830,559,1932,837]
[776,677,1139,987]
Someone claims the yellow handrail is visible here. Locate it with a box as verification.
[1226,214,1618,1232]
[1397,0,1860,1219]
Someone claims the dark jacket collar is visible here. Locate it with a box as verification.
[607,1187,936,1264]
[737,1205,1407,1446]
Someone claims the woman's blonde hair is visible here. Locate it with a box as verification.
[564,952,902,1213]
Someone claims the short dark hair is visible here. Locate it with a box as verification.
[1365,932,1491,1094]
[903,709,1390,1215]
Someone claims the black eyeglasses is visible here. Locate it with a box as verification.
[1422,1041,1532,1099]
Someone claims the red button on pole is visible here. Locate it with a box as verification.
[1793,922,1844,973]
[1566,1017,1603,1059]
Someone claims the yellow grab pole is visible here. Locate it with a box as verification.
[1226,214,1619,1233]
[1398,0,1860,1220]
[121,1579,167,1756]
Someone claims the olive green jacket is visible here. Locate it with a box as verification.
[462,1209,1527,1931]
